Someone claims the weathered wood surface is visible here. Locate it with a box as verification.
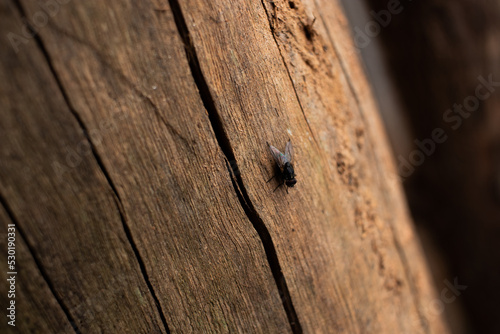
[0,205,74,333]
[1,0,447,333]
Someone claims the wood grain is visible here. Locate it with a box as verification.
[0,2,169,332]
[2,0,291,332]
[0,0,448,332]
[173,0,448,332]
[0,204,74,334]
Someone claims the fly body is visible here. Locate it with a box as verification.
[267,140,297,193]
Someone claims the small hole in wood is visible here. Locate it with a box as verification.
[303,17,316,41]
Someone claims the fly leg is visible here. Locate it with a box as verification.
[273,182,284,192]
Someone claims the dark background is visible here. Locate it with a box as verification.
[341,0,500,333]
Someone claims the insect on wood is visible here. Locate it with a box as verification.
[267,140,297,193]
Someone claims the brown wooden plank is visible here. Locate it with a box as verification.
[2,0,451,332]
[0,2,169,333]
[9,0,292,332]
[171,0,449,332]
[0,204,74,334]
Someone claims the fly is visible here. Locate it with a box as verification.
[267,140,297,193]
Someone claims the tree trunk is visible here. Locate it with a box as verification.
[0,0,448,333]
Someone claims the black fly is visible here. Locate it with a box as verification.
[267,140,297,193]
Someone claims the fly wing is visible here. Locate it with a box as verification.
[268,142,287,168]
[285,140,293,162]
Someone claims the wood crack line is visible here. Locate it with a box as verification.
[167,0,302,332]
[0,193,81,333]
[312,4,430,333]
[46,22,193,149]
[11,1,171,332]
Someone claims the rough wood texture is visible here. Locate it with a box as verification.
[0,1,289,333]
[1,0,447,333]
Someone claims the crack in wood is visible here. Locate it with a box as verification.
[0,193,81,334]
[167,0,303,332]
[46,23,196,151]
[12,1,172,332]
[109,195,172,334]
